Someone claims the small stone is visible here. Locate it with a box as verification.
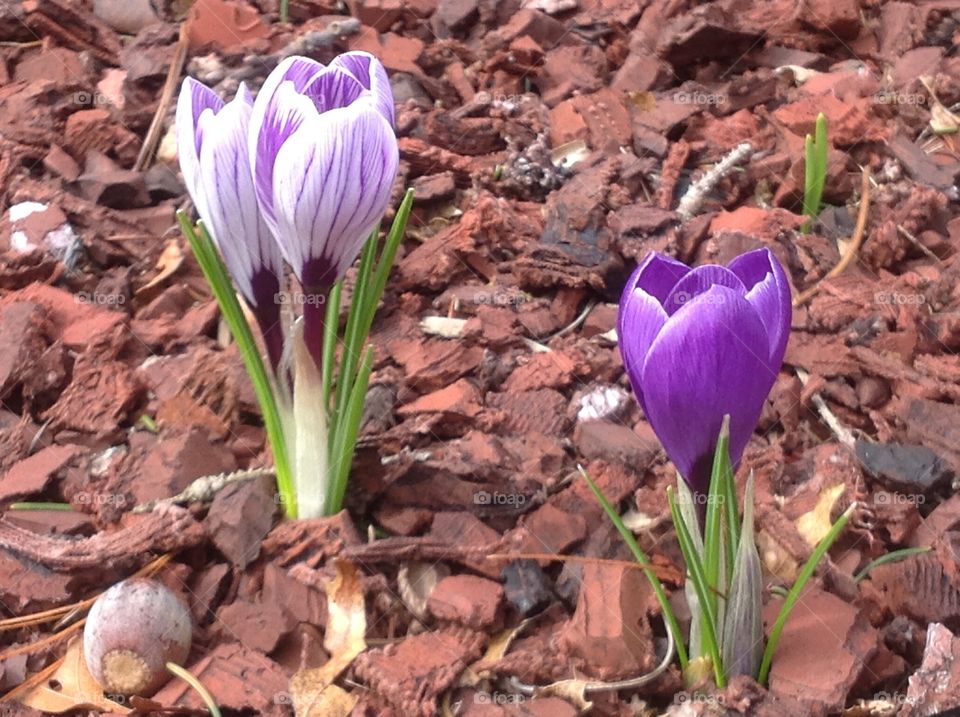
[501,559,554,616]
[855,441,953,495]
[903,623,960,715]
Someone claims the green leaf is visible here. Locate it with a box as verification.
[324,189,414,515]
[854,546,931,583]
[579,466,689,669]
[801,113,828,233]
[178,212,296,518]
[758,499,855,684]
[669,486,725,687]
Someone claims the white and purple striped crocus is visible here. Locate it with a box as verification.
[248,53,399,365]
[177,79,286,370]
[176,52,398,369]
[617,248,791,500]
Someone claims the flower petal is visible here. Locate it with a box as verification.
[618,289,667,413]
[175,77,224,208]
[662,265,746,316]
[197,83,283,306]
[269,100,399,288]
[640,285,773,494]
[329,51,395,126]
[628,252,690,308]
[727,248,792,370]
[248,56,326,225]
[617,253,690,411]
[302,66,367,114]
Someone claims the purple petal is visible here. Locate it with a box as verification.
[302,66,367,114]
[641,285,774,494]
[196,83,283,307]
[616,253,690,411]
[727,248,792,370]
[628,252,691,309]
[269,100,399,287]
[329,51,395,126]
[248,56,326,225]
[176,77,224,208]
[662,265,747,316]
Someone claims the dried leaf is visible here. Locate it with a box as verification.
[19,638,130,714]
[289,559,366,717]
[136,239,184,296]
[465,616,536,684]
[721,474,763,679]
[796,483,845,547]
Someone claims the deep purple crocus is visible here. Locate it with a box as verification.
[176,79,285,370]
[248,52,399,365]
[617,249,791,497]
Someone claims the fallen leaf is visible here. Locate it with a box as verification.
[289,559,366,717]
[796,483,845,547]
[19,638,130,714]
[136,238,184,297]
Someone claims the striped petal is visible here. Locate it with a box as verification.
[329,51,395,126]
[175,77,224,213]
[269,96,398,289]
[196,83,282,304]
[302,66,367,115]
[248,56,326,225]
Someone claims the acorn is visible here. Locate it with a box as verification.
[83,578,192,696]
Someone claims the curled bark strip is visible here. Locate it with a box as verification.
[0,505,204,570]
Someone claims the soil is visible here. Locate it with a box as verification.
[2,0,960,715]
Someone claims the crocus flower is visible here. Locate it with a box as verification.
[248,52,399,364]
[617,249,791,498]
[177,78,285,370]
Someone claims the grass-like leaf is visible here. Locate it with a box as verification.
[668,486,725,687]
[758,500,855,684]
[854,546,931,583]
[801,113,829,233]
[178,212,296,517]
[324,189,414,514]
